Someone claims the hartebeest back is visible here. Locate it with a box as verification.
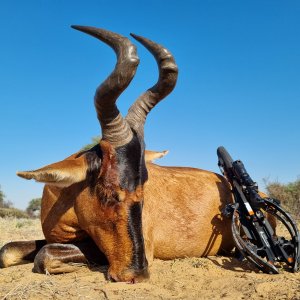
[0,26,234,283]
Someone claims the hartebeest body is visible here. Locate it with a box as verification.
[0,26,234,282]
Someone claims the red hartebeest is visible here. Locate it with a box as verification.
[0,26,235,283]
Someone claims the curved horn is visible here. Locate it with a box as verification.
[72,25,140,147]
[125,34,178,135]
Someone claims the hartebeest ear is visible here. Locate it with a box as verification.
[16,153,88,187]
[145,150,169,162]
[16,149,167,186]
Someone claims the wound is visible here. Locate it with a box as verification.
[95,141,121,205]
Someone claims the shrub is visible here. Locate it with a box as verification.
[265,178,300,218]
[0,185,13,208]
[0,208,29,219]
[26,198,42,218]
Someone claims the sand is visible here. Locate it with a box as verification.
[0,218,299,300]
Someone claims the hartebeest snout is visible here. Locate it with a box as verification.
[0,26,234,283]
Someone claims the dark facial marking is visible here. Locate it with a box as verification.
[128,202,148,271]
[116,132,148,192]
[116,133,148,272]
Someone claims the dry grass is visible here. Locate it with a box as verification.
[0,218,43,248]
[1,272,107,300]
[0,208,28,219]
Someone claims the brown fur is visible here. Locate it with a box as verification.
[17,153,88,187]
[4,26,279,283]
[26,149,276,280]
[38,156,234,264]
[0,240,46,268]
[10,140,237,282]
[143,164,233,262]
[72,141,146,281]
[145,150,169,162]
[1,27,236,282]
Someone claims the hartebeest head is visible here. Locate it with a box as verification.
[17,26,178,282]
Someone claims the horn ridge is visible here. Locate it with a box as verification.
[72,25,140,147]
[126,34,178,135]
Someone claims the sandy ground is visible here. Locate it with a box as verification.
[0,218,300,300]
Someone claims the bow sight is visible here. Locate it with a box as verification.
[217,146,300,274]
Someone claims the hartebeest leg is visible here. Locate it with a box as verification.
[0,240,47,268]
[34,239,107,274]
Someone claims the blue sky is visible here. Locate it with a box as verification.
[0,0,299,209]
